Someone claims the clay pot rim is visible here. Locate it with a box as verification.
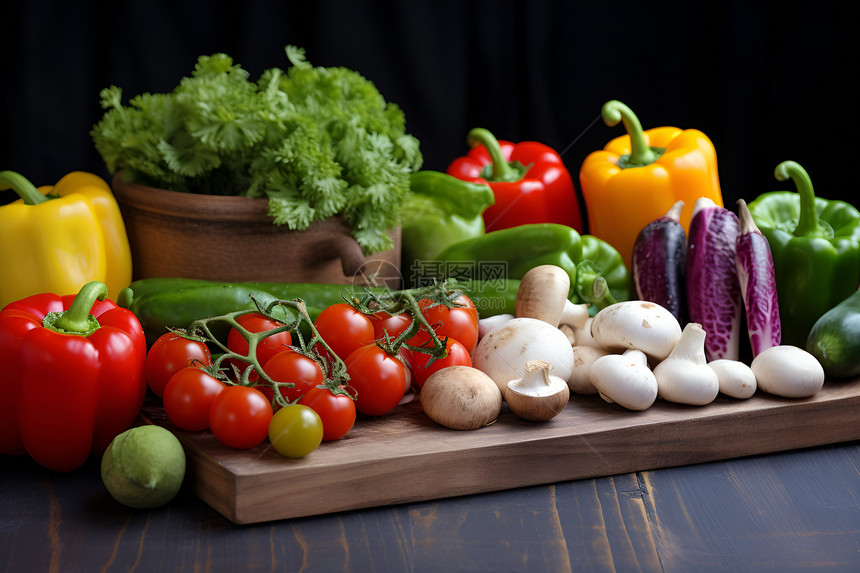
[110,170,402,282]
[111,171,274,222]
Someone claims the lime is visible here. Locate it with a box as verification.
[101,425,186,509]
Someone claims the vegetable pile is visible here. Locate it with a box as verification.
[4,42,860,517]
[91,46,423,254]
[139,281,480,453]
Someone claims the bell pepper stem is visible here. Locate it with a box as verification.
[774,160,823,238]
[0,171,49,206]
[44,281,107,336]
[575,261,617,310]
[601,100,658,167]
[467,128,517,181]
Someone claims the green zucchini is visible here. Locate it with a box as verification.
[806,288,860,378]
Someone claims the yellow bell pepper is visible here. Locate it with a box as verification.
[0,171,132,307]
[579,100,724,267]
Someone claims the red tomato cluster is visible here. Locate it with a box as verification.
[144,295,479,456]
[400,294,478,389]
[319,295,480,415]
[144,332,212,398]
[227,312,293,379]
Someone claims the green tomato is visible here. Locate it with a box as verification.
[268,404,323,458]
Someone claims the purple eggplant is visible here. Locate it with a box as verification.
[632,200,688,324]
[685,197,742,361]
[735,199,781,357]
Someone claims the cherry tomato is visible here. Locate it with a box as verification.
[261,348,325,404]
[298,386,356,441]
[371,311,412,342]
[268,404,323,458]
[145,332,212,398]
[314,303,375,360]
[227,313,293,377]
[409,294,480,353]
[345,343,408,416]
[410,338,472,389]
[163,366,225,431]
[209,385,273,449]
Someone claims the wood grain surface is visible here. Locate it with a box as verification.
[3,442,859,572]
[139,378,860,525]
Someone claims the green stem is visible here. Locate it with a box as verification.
[0,171,49,205]
[44,281,107,336]
[185,298,352,408]
[350,282,453,360]
[774,160,824,238]
[466,128,517,181]
[601,100,658,167]
[575,261,617,310]
[396,291,448,359]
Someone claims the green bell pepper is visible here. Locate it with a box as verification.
[423,223,631,308]
[401,171,495,287]
[748,161,860,347]
[117,278,520,346]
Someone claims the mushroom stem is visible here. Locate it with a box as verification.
[521,360,554,392]
[559,300,589,330]
[505,359,570,422]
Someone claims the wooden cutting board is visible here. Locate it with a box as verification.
[139,379,860,524]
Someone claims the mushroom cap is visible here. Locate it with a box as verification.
[591,301,682,361]
[505,385,570,421]
[420,366,502,430]
[709,359,756,399]
[589,350,658,411]
[473,317,575,393]
[505,360,570,422]
[515,265,571,327]
[751,345,824,398]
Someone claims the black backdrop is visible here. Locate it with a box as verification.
[2,0,858,221]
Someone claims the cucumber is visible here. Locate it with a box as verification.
[119,277,520,346]
[806,288,860,378]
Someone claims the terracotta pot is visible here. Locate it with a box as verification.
[111,173,402,287]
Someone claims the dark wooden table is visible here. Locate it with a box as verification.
[3,440,859,572]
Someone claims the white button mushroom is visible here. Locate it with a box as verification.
[572,317,603,349]
[750,345,825,398]
[653,322,719,406]
[708,359,757,399]
[590,301,682,362]
[568,345,609,394]
[515,264,590,330]
[478,313,514,340]
[515,265,571,327]
[505,360,570,422]
[589,349,658,411]
[473,317,575,395]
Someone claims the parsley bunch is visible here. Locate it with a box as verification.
[91,46,422,254]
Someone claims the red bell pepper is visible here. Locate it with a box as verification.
[0,281,146,472]
[446,128,583,233]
